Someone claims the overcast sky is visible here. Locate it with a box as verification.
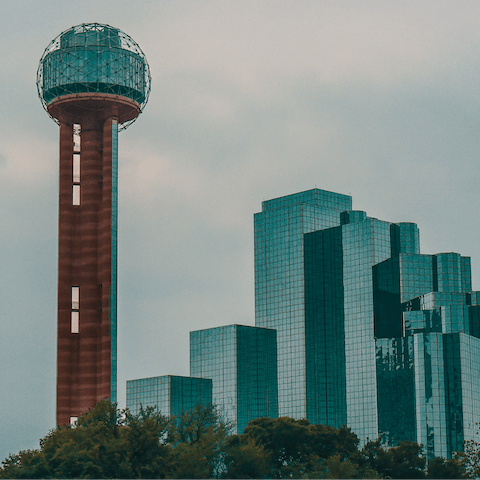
[1,0,480,460]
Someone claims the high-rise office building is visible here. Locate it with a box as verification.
[254,190,351,419]
[37,23,150,425]
[126,376,212,417]
[258,188,480,456]
[190,325,278,433]
[374,253,480,457]
[304,212,389,441]
[303,214,420,443]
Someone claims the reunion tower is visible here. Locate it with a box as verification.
[37,23,150,425]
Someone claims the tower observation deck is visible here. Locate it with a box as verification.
[37,23,150,425]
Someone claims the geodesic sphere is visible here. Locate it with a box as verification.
[37,23,151,129]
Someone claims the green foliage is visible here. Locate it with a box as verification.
[0,400,171,479]
[222,435,271,479]
[166,404,231,478]
[121,406,172,478]
[462,438,480,479]
[0,449,47,479]
[426,455,467,479]
[362,439,426,479]
[223,416,370,479]
[238,416,315,477]
[3,405,474,479]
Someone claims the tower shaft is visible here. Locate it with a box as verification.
[56,113,118,425]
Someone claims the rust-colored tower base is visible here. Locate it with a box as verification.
[53,94,140,425]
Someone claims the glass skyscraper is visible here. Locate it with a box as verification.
[256,188,480,456]
[374,252,480,457]
[190,324,278,433]
[303,212,419,443]
[126,375,212,417]
[304,213,384,441]
[254,190,351,419]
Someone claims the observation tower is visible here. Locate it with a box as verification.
[37,23,150,425]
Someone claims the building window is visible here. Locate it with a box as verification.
[70,416,78,426]
[73,124,81,153]
[73,185,80,205]
[71,311,79,334]
[73,154,80,183]
[71,286,79,310]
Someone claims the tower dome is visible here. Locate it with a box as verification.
[37,23,151,129]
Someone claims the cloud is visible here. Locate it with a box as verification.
[0,133,56,187]
[140,1,480,91]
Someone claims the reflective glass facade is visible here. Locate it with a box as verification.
[374,250,480,457]
[304,213,417,442]
[126,375,212,417]
[376,330,480,458]
[255,188,480,458]
[41,25,148,106]
[190,325,277,433]
[254,189,351,418]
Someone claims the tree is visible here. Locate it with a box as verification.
[0,400,171,479]
[5,405,466,480]
[426,456,467,479]
[232,416,368,479]
[222,434,270,479]
[0,449,48,479]
[463,438,480,479]
[362,439,426,479]
[166,404,232,479]
[121,406,172,478]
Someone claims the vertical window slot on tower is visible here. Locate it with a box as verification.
[73,154,80,183]
[71,286,79,310]
[73,124,81,153]
[73,185,80,205]
[71,311,79,334]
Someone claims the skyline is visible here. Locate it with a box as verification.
[1,1,480,460]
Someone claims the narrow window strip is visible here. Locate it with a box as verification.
[73,185,80,205]
[73,154,80,183]
[71,312,79,334]
[73,124,81,153]
[71,286,79,310]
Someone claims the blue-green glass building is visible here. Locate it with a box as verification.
[126,375,212,417]
[190,325,278,433]
[256,188,480,457]
[303,211,419,443]
[374,252,480,457]
[254,190,352,420]
[304,213,389,441]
